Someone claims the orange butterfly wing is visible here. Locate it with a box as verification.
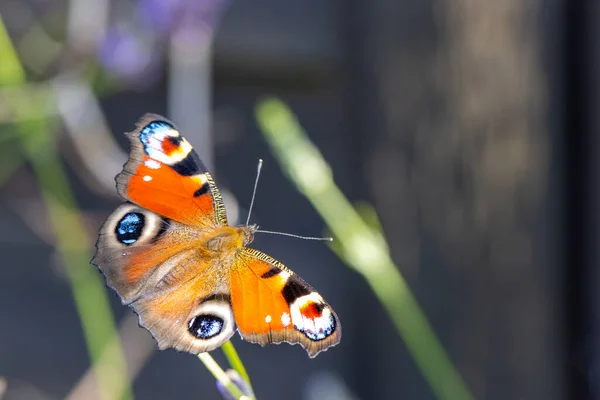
[94,114,341,357]
[230,248,341,358]
[117,113,227,227]
[93,115,237,354]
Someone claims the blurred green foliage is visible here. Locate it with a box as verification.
[0,15,133,400]
[256,98,475,400]
[0,2,479,397]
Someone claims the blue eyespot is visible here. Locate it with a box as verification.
[297,314,337,342]
[115,212,145,245]
[188,315,224,339]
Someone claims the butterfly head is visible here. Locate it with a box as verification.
[240,224,258,246]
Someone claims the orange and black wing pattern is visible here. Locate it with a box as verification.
[230,248,341,358]
[94,113,341,358]
[116,114,227,227]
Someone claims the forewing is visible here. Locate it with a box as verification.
[117,113,227,227]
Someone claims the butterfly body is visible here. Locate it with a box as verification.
[92,114,341,357]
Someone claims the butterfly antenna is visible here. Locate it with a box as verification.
[255,230,333,242]
[246,159,263,227]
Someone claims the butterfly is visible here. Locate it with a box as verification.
[92,114,341,358]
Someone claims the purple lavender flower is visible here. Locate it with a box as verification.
[97,0,229,84]
[216,370,254,400]
[137,0,229,36]
[97,26,161,87]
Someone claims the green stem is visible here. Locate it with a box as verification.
[256,97,475,400]
[198,353,249,400]
[0,15,133,400]
[0,144,24,187]
[221,341,252,386]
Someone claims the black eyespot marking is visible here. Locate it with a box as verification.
[301,314,337,341]
[188,315,224,339]
[261,267,281,279]
[281,278,312,304]
[172,151,204,176]
[167,135,182,146]
[194,183,210,197]
[115,212,145,245]
[314,302,326,314]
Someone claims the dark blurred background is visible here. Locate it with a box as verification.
[0,0,596,399]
